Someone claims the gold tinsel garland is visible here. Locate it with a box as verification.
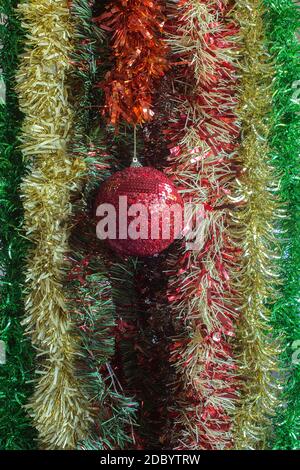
[16,0,91,449]
[230,0,281,450]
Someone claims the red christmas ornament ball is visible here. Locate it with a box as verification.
[95,166,183,257]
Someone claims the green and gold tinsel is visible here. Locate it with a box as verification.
[264,0,300,450]
[0,0,35,450]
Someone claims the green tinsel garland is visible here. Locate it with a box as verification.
[0,0,36,449]
[67,238,139,450]
[264,0,300,450]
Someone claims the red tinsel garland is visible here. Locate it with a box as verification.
[160,0,242,450]
[95,0,169,125]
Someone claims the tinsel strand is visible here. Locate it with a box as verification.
[263,0,300,449]
[110,255,174,449]
[16,0,91,449]
[231,0,281,450]
[0,0,36,449]
[67,225,139,450]
[67,0,138,449]
[95,0,169,126]
[109,259,145,449]
[163,0,241,450]
[133,257,175,448]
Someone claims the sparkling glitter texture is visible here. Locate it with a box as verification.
[95,167,183,257]
[95,0,169,125]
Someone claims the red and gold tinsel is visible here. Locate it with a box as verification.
[157,0,241,450]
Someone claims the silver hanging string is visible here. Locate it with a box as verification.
[131,126,142,167]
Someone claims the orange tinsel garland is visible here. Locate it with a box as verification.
[95,0,169,126]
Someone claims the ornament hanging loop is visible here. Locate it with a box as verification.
[131,126,142,167]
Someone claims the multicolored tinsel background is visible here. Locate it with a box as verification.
[0,0,299,451]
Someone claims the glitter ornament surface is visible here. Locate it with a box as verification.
[95,167,183,257]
